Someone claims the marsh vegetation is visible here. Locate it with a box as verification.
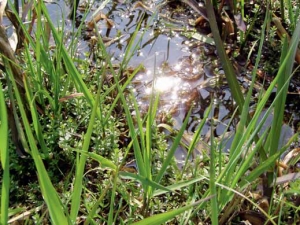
[0,0,300,224]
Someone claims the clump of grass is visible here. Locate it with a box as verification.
[1,1,300,224]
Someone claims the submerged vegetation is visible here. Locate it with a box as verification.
[0,0,300,224]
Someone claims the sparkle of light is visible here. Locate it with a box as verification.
[154,76,180,92]
[145,87,152,95]
[174,63,182,71]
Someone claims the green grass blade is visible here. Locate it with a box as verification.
[70,89,101,222]
[181,102,213,177]
[230,72,294,187]
[40,2,96,113]
[34,1,44,107]
[266,36,288,154]
[224,86,252,180]
[206,1,244,110]
[121,95,146,177]
[264,35,289,189]
[94,31,147,179]
[232,127,269,186]
[103,65,144,125]
[267,20,300,162]
[6,64,68,224]
[238,148,285,188]
[24,74,49,157]
[153,177,206,196]
[209,121,218,225]
[130,91,148,170]
[119,172,175,193]
[128,89,152,196]
[0,82,9,225]
[145,91,160,196]
[81,151,117,171]
[121,12,150,69]
[155,109,192,184]
[202,9,272,209]
[108,170,118,225]
[132,195,214,225]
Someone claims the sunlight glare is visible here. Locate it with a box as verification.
[146,70,152,76]
[154,76,180,92]
[145,87,152,95]
[174,63,182,71]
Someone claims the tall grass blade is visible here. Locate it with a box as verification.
[129,91,147,177]
[205,1,244,110]
[145,91,160,196]
[233,128,269,186]
[194,6,274,213]
[280,0,285,21]
[34,0,45,107]
[108,170,118,224]
[40,2,96,113]
[6,63,68,224]
[0,82,9,225]
[155,109,192,184]
[70,89,101,222]
[209,119,218,225]
[181,102,212,177]
[239,148,285,188]
[92,16,149,180]
[24,73,49,157]
[266,20,300,188]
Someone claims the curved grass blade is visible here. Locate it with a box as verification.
[75,151,117,171]
[119,172,175,193]
[153,177,205,196]
[132,195,214,225]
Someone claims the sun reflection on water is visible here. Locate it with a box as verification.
[174,63,182,71]
[142,74,184,102]
[154,76,181,92]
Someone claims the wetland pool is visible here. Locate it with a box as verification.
[33,0,300,158]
